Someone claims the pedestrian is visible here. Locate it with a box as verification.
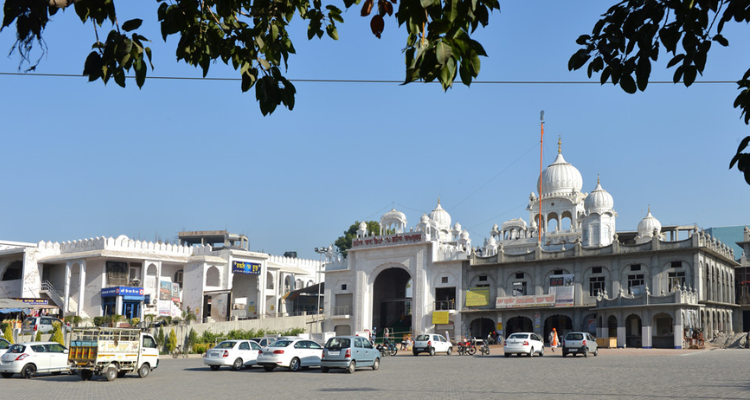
[549,328,559,352]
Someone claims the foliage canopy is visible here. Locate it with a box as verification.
[335,220,380,257]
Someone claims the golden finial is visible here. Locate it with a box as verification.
[437,196,441,205]
[558,136,562,154]
[648,205,651,214]
[597,174,600,185]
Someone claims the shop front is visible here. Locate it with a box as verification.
[101,286,145,319]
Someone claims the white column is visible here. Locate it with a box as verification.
[77,260,86,316]
[63,262,71,316]
[641,325,652,349]
[617,326,626,348]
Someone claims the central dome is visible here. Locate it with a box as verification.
[536,153,583,196]
[429,199,451,230]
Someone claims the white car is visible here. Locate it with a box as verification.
[0,342,71,378]
[204,340,261,370]
[504,332,545,357]
[412,334,452,356]
[257,339,323,372]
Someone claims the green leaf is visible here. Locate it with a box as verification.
[326,24,339,40]
[122,19,143,32]
[134,57,146,88]
[436,41,452,65]
[714,34,729,47]
[420,0,437,8]
[619,73,636,94]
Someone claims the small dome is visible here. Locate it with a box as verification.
[637,208,662,239]
[358,221,367,229]
[536,153,583,196]
[453,222,462,231]
[382,208,406,222]
[460,230,470,240]
[420,214,430,223]
[584,179,614,214]
[429,199,452,230]
[488,236,497,246]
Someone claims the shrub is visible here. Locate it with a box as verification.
[187,328,198,352]
[192,343,210,354]
[93,317,104,327]
[131,317,140,328]
[167,329,177,353]
[157,327,165,349]
[35,331,42,341]
[3,324,13,344]
[50,322,64,346]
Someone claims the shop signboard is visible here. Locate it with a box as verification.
[465,287,490,307]
[232,261,261,275]
[495,294,556,309]
[159,281,171,300]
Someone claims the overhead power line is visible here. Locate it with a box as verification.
[0,72,740,85]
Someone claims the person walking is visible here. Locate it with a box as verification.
[549,328,559,353]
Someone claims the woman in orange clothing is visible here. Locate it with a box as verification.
[549,328,559,352]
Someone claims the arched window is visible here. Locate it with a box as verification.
[206,266,220,287]
[2,261,22,281]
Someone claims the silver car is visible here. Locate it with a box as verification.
[321,336,380,373]
[562,332,598,357]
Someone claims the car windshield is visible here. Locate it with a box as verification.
[508,334,529,339]
[214,341,237,349]
[325,338,350,350]
[270,340,293,348]
[415,335,430,341]
[8,344,26,353]
[566,333,584,340]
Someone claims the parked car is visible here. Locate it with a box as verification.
[257,339,323,372]
[412,334,452,356]
[21,317,70,335]
[204,340,261,370]
[249,337,276,347]
[0,342,71,378]
[504,332,545,357]
[321,336,380,373]
[0,338,9,353]
[562,332,598,357]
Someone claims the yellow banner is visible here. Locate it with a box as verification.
[465,287,490,307]
[432,311,450,325]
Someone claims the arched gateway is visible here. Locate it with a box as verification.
[372,267,412,340]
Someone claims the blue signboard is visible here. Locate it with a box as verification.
[232,261,261,275]
[101,287,145,297]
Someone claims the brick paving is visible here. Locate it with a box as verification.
[1,347,748,399]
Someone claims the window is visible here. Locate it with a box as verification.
[143,336,157,348]
[592,267,602,274]
[239,342,250,350]
[341,284,347,290]
[628,274,644,294]
[631,264,641,271]
[671,261,682,269]
[106,261,128,286]
[2,260,23,281]
[174,270,184,288]
[589,276,605,296]
[479,275,488,281]
[553,269,563,275]
[515,273,524,279]
[668,271,686,292]
[512,281,527,296]
[441,276,448,284]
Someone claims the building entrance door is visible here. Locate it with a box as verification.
[123,301,140,319]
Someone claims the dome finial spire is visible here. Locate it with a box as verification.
[648,204,651,214]
[558,136,562,154]
[437,195,441,205]
[597,174,600,185]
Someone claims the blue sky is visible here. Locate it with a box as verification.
[0,1,748,260]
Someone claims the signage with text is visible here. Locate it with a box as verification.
[232,261,261,275]
[465,287,490,307]
[101,287,145,297]
[351,233,424,248]
[495,294,556,309]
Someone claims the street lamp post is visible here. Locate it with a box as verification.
[314,247,328,331]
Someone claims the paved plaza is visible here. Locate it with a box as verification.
[2,348,749,400]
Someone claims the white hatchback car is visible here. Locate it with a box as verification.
[0,342,71,378]
[412,334,452,356]
[257,339,323,372]
[504,332,545,357]
[204,340,262,370]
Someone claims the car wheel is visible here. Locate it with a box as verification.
[429,347,435,356]
[1,372,14,378]
[321,367,330,373]
[263,366,275,372]
[105,366,117,381]
[346,361,355,374]
[446,347,452,356]
[539,347,544,357]
[594,348,598,357]
[117,371,127,378]
[412,351,418,356]
[583,348,588,358]
[21,364,36,379]
[528,347,534,357]
[289,358,301,372]
[232,358,243,371]
[562,351,568,357]
[209,365,220,371]
[138,364,151,378]
[372,357,380,371]
[80,370,94,381]
[504,353,510,358]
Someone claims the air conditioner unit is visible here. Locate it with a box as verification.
[152,299,157,305]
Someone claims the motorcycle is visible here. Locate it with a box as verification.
[457,338,476,355]
[376,341,398,357]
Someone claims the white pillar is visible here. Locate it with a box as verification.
[617,326,626,348]
[641,325,652,349]
[674,311,683,349]
[77,260,86,316]
[63,262,71,316]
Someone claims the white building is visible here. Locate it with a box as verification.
[0,230,322,323]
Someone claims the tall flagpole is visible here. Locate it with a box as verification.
[539,111,544,244]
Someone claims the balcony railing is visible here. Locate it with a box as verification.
[434,300,456,311]
[333,306,351,316]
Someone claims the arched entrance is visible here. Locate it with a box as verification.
[544,314,573,344]
[372,267,411,340]
[607,315,618,338]
[625,314,643,348]
[652,313,674,348]
[582,313,597,335]
[469,317,495,339]
[505,316,533,337]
